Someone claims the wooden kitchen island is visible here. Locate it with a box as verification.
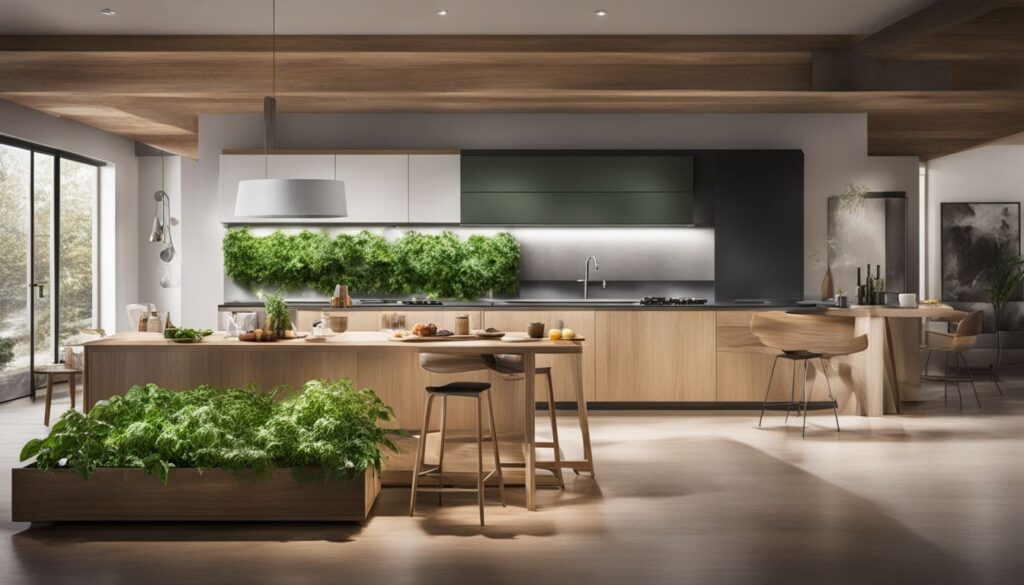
[83,331,585,511]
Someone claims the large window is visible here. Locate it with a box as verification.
[0,136,101,402]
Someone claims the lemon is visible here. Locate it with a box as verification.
[561,328,576,340]
[548,328,562,341]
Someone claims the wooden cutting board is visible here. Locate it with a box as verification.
[388,334,480,342]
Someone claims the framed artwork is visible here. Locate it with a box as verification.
[941,202,1021,302]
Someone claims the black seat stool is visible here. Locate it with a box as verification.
[409,381,506,525]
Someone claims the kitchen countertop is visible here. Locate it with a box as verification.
[219,300,809,311]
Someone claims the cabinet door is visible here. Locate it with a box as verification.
[335,155,409,223]
[409,154,460,224]
[595,311,716,402]
[481,310,595,402]
[219,155,335,223]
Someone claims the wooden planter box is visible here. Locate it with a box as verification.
[12,465,380,522]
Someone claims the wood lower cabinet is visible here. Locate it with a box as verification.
[595,311,716,402]
[482,310,595,402]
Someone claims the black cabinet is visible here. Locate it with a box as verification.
[712,150,804,302]
[461,152,694,225]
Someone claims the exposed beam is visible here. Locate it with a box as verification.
[855,0,1016,58]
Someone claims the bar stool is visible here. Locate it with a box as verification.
[921,310,995,412]
[33,364,81,426]
[751,312,868,437]
[409,381,505,526]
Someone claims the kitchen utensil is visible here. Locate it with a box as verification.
[455,314,471,335]
[473,329,506,339]
[389,334,476,342]
[899,293,917,308]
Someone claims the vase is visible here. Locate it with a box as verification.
[820,265,834,301]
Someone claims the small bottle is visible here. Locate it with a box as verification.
[146,310,162,333]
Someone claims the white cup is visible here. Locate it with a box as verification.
[898,293,917,308]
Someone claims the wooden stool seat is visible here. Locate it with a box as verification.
[33,365,82,426]
[410,381,506,526]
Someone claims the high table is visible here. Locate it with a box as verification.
[83,331,585,511]
[819,304,962,416]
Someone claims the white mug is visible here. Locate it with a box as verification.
[898,293,917,308]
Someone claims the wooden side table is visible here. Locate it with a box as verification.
[33,365,82,426]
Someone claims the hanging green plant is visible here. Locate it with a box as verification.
[223,228,520,299]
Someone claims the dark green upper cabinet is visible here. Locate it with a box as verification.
[461,152,694,225]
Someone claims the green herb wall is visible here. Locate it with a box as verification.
[223,228,520,300]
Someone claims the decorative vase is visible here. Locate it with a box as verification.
[821,265,835,301]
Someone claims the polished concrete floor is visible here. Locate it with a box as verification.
[1,376,1022,585]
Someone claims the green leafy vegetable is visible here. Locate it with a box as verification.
[20,379,398,485]
[223,227,520,299]
[165,327,213,342]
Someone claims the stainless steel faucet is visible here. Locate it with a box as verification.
[578,255,607,299]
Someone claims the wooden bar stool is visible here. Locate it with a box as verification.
[485,354,596,482]
[751,312,867,437]
[409,381,505,526]
[33,364,82,426]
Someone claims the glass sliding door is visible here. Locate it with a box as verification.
[0,136,101,403]
[0,144,32,402]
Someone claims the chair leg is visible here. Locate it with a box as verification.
[952,353,964,414]
[758,355,780,428]
[544,370,564,488]
[801,360,811,438]
[476,395,485,526]
[69,373,76,410]
[958,352,981,408]
[437,395,448,506]
[922,350,933,377]
[485,390,506,507]
[409,393,435,517]
[820,357,840,432]
[572,356,595,478]
[44,374,54,426]
[785,358,797,423]
[943,353,949,405]
[992,365,1005,396]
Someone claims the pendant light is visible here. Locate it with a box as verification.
[149,151,175,262]
[234,0,347,218]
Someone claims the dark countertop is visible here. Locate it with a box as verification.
[219,300,811,311]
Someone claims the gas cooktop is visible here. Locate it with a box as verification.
[639,296,708,306]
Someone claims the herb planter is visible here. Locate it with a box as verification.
[12,465,380,522]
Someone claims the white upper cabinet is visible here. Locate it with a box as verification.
[334,154,408,224]
[409,154,461,224]
[219,154,335,223]
[219,152,460,224]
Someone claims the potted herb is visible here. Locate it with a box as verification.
[983,243,1024,379]
[262,291,292,337]
[14,379,397,521]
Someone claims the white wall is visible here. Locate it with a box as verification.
[138,156,183,322]
[925,145,1024,299]
[0,99,138,333]
[184,112,919,328]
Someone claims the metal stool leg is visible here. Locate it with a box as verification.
[476,395,485,526]
[409,393,436,517]
[820,357,840,432]
[785,358,797,423]
[952,353,964,414]
[958,352,981,408]
[943,353,950,405]
[922,350,933,377]
[801,360,811,438]
[484,389,506,507]
[437,395,448,505]
[758,355,780,427]
[544,370,564,488]
[992,365,1005,396]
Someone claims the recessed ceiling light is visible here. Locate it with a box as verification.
[436,9,449,16]
[594,9,608,17]
[100,8,116,16]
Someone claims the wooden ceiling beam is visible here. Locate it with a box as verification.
[854,0,1017,58]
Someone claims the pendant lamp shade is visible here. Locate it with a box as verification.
[235,178,348,218]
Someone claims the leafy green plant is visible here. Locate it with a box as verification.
[223,228,520,299]
[20,379,398,485]
[262,291,292,333]
[984,243,1024,331]
[0,336,14,371]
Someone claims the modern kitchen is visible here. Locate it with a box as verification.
[1,2,1023,584]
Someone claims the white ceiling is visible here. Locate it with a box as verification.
[0,0,934,35]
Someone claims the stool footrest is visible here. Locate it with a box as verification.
[413,469,499,493]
